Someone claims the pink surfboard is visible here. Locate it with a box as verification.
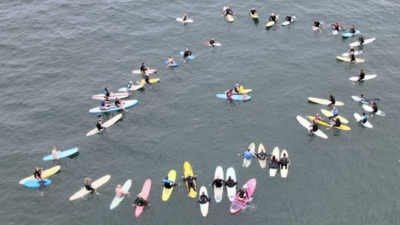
[92,93,129,100]
[229,178,257,214]
[135,179,152,217]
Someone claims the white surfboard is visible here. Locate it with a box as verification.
[69,175,111,201]
[199,186,209,217]
[86,114,123,136]
[308,97,344,106]
[349,75,376,81]
[214,166,224,203]
[176,18,193,23]
[354,113,373,128]
[296,116,328,139]
[280,150,290,178]
[350,38,376,47]
[342,51,362,57]
[282,16,296,26]
[132,69,157,75]
[205,42,222,46]
[92,93,129,100]
[362,104,385,116]
[269,147,280,177]
[226,167,236,201]
[242,143,255,167]
[118,84,144,92]
[258,143,267,168]
[110,179,132,210]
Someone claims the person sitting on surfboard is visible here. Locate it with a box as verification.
[358,113,368,124]
[226,89,234,100]
[51,147,60,160]
[126,81,135,92]
[183,48,192,59]
[100,98,110,110]
[249,8,257,16]
[34,167,43,179]
[234,84,242,93]
[103,87,112,102]
[358,35,365,46]
[269,156,279,168]
[182,13,188,22]
[328,94,336,106]
[315,113,325,122]
[182,174,197,194]
[357,70,365,81]
[328,107,339,120]
[308,119,319,134]
[212,176,225,189]
[268,13,277,22]
[209,38,217,46]
[198,191,210,204]
[223,6,233,16]
[280,153,290,169]
[225,176,237,188]
[333,22,344,31]
[285,14,294,23]
[328,115,341,130]
[236,187,248,200]
[96,118,106,131]
[140,63,149,76]
[84,178,99,195]
[314,20,322,28]
[115,98,127,112]
[349,52,356,62]
[238,148,254,160]
[115,184,130,197]
[349,25,356,35]
[167,56,176,66]
[132,193,148,206]
[162,176,175,189]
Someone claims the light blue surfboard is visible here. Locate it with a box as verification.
[89,100,139,114]
[342,30,360,37]
[43,148,79,161]
[24,179,51,188]
[216,94,251,101]
[165,61,178,67]
[180,51,195,60]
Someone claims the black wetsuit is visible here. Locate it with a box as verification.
[250,9,257,15]
[349,48,355,53]
[358,72,365,81]
[225,179,237,188]
[312,122,319,132]
[280,157,289,169]
[329,95,336,106]
[333,118,341,127]
[198,194,210,204]
[115,99,121,107]
[209,39,215,45]
[140,65,147,74]
[269,158,279,168]
[285,16,292,22]
[104,92,110,101]
[182,15,187,21]
[236,190,247,199]
[269,15,276,22]
[212,179,225,188]
[133,197,147,206]
[358,36,364,45]
[349,28,356,34]
[183,50,192,58]
[96,121,104,131]
[372,105,378,113]
[85,184,95,191]
[350,54,356,62]
[314,21,321,27]
[183,176,196,191]
[145,75,150,85]
[34,169,42,179]
[234,86,241,93]
[224,9,233,15]
[255,152,267,160]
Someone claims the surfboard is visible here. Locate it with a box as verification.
[282,16,295,26]
[329,24,345,30]
[110,179,132,210]
[351,96,371,104]
[342,51,362,57]
[296,116,328,139]
[226,167,237,201]
[223,7,234,22]
[216,93,251,101]
[308,97,344,106]
[89,100,139,114]
[92,93,129,100]
[118,84,144,92]
[342,30,360,37]
[258,143,267,168]
[69,175,111,201]
[19,165,61,185]
[225,89,252,94]
[266,15,279,27]
[349,75,376,81]
[336,56,365,63]
[362,104,385,116]
[269,147,280,177]
[134,179,152,217]
[350,38,376,47]
[164,61,178,67]
[86,114,123,136]
[280,150,290,178]
[199,186,209,217]
[242,143,255,167]
[354,113,373,128]
[132,69,157,75]
[162,170,176,201]
[183,161,197,198]
[179,51,195,60]
[313,26,320,31]
[205,42,221,46]
[24,179,51,188]
[176,18,193,23]
[43,147,79,161]
[320,109,349,124]
[138,78,160,84]
[214,166,224,203]
[308,116,351,130]
[230,178,256,214]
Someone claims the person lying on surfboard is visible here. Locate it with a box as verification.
[223,6,234,16]
[115,184,130,197]
[308,119,319,134]
[236,187,248,200]
[132,193,148,206]
[314,20,322,28]
[249,8,257,16]
[358,70,365,81]
[198,191,211,204]
[268,13,277,22]
[238,148,254,160]
[333,22,344,31]
[348,25,356,36]
[255,150,271,160]
[212,176,225,189]
[162,176,175,189]
[269,156,279,168]
[280,153,290,169]
[182,174,197,194]
[51,147,61,160]
[167,56,175,66]
[225,176,237,188]
[183,48,192,59]
[84,178,100,195]
[358,35,364,46]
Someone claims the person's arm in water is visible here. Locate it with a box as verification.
[211,179,216,187]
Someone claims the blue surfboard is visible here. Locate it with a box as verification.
[342,30,360,37]
[43,148,79,161]
[351,96,372,104]
[216,94,251,101]
[180,51,195,60]
[165,60,178,67]
[24,179,51,188]
[89,100,139,114]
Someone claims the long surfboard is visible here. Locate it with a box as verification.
[162,170,176,201]
[43,148,79,161]
[349,75,376,81]
[24,179,51,188]
[86,114,123,136]
[69,175,111,201]
[308,97,344,106]
[269,147,280,177]
[19,166,61,185]
[266,15,279,27]
[296,116,328,139]
[225,89,252,94]
[214,166,224,203]
[258,143,267,168]
[132,69,157,74]
[183,161,197,198]
[342,30,360,37]
[138,78,160,84]
[354,113,373,128]
[216,93,251,101]
[89,100,139,114]
[92,93,129,100]
[230,178,256,214]
[110,179,132,210]
[118,84,144,92]
[134,179,152,217]
[205,42,221,46]
[350,38,376,47]
[226,167,237,201]
[362,104,385,116]
[320,109,349,124]
[242,143,255,167]
[336,56,365,63]
[308,116,351,130]
[280,150,290,178]
[176,18,193,23]
[199,186,209,217]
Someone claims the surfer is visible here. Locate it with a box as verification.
[358,94,367,102]
[226,89,234,100]
[103,87,112,102]
[255,149,269,160]
[143,73,151,86]
[333,22,344,31]
[96,118,106,131]
[182,174,197,194]
[328,94,336,106]
[132,193,148,207]
[349,25,356,36]
[225,176,237,188]
[167,56,176,66]
[314,19,322,28]
[182,13,188,22]
[327,115,341,130]
[328,107,339,119]
[51,147,60,160]
[238,148,254,160]
[348,46,355,54]
[280,153,290,169]
[269,155,279,168]
[140,63,149,76]
[236,187,248,200]
[100,98,110,110]
[198,191,211,204]
[162,176,176,189]
[370,103,378,117]
[357,70,365,81]
[285,14,294,23]
[358,112,368,124]
[223,6,234,16]
[234,84,242,93]
[249,8,257,16]
[33,167,43,179]
[268,13,277,22]
[358,35,365,46]
[115,184,130,197]
[212,176,225,189]
[183,48,192,59]
[115,98,127,112]
[125,81,136,92]
[349,52,356,62]
[308,119,319,134]
[209,38,217,46]
[84,178,99,195]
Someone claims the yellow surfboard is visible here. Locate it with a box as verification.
[162,170,176,201]
[19,165,61,184]
[138,78,160,84]
[320,109,349,124]
[266,15,279,27]
[69,175,111,201]
[183,162,197,198]
[336,56,365,63]
[225,88,252,94]
[308,116,351,130]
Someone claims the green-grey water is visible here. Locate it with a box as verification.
[2,0,400,224]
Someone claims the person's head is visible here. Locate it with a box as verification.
[235,84,239,87]
[287,14,290,16]
[351,25,354,28]
[360,94,364,97]
[137,193,143,198]
[335,115,339,119]
[316,113,320,117]
[362,112,366,116]
[230,88,233,91]
[226,6,229,9]
[185,48,189,51]
[228,176,231,180]
[283,153,286,157]
[202,191,205,195]
[252,8,255,10]
[169,56,172,59]
[84,178,91,184]
[333,107,337,110]
[98,118,102,122]
[373,103,376,106]
[211,38,215,41]
[187,173,191,178]
[272,155,276,159]
[316,19,319,22]
[142,62,145,66]
[129,81,133,85]
[312,119,316,123]
[117,184,121,189]
[184,13,187,16]
[105,87,108,91]
[261,149,264,153]
[335,22,338,25]
[271,13,274,16]
[360,70,363,73]
[115,97,119,101]
[247,148,250,151]
[359,35,363,37]
[350,46,353,49]
[165,176,168,179]
[35,167,39,171]
[52,146,56,150]
[329,94,332,98]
